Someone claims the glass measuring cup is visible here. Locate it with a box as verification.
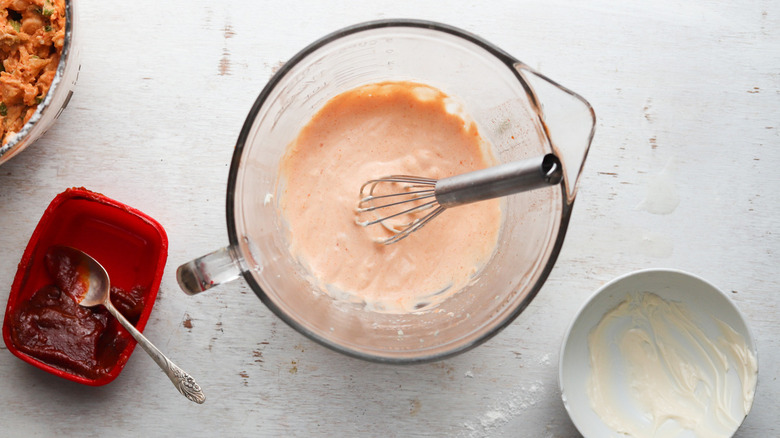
[177,20,595,363]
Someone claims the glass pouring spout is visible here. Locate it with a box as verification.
[513,61,596,205]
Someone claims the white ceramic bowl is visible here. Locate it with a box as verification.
[559,268,758,437]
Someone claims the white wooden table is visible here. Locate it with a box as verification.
[1,1,777,436]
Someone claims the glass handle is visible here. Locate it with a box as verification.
[177,246,242,295]
[514,62,596,204]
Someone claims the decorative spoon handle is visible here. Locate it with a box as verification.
[104,302,206,404]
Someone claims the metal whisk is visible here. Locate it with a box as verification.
[357,153,563,244]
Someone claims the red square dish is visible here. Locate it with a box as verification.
[2,187,167,385]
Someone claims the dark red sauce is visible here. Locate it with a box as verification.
[2,188,167,385]
[9,249,147,380]
[12,285,108,378]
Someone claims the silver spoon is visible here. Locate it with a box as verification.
[52,245,205,404]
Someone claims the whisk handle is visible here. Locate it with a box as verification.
[435,154,562,208]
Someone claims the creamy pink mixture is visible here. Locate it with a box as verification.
[278,81,501,313]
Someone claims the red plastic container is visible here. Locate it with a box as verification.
[2,188,167,386]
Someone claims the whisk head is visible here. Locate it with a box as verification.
[356,175,446,244]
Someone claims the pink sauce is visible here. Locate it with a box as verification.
[279,81,501,313]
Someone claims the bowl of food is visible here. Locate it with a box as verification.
[2,188,167,385]
[559,269,758,438]
[0,0,80,166]
[177,19,595,363]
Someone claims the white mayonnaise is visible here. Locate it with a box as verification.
[587,292,757,438]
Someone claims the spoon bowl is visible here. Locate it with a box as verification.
[50,246,206,404]
[62,247,110,308]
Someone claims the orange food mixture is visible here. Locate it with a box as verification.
[0,0,65,145]
[279,82,502,313]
